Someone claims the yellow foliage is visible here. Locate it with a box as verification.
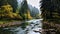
[0,4,23,20]
[13,13,22,19]
[26,10,32,19]
[27,12,32,19]
[28,10,32,19]
[7,13,14,18]
[23,10,32,20]
[6,13,22,19]
[0,4,32,20]
[1,4,13,14]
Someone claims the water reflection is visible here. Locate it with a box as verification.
[0,28,14,34]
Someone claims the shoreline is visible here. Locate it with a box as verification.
[0,21,23,28]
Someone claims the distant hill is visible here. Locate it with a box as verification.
[28,4,39,18]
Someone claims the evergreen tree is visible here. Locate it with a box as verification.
[19,0,29,20]
[7,0,18,12]
[0,0,7,7]
[41,0,60,23]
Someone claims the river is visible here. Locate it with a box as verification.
[0,19,43,34]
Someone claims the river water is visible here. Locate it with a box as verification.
[0,19,42,34]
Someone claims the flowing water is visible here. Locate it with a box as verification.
[0,19,42,34]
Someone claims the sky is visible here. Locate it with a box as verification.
[27,0,41,14]
[17,0,41,14]
[17,0,41,9]
[27,0,40,9]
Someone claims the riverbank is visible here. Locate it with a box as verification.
[43,21,60,34]
[0,21,23,27]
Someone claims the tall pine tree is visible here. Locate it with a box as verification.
[19,0,28,20]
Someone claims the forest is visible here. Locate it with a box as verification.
[0,0,60,34]
[0,0,40,23]
[0,0,41,34]
[41,0,60,33]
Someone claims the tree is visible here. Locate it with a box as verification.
[7,0,18,12]
[0,0,18,12]
[0,4,13,19]
[0,0,7,7]
[40,0,60,22]
[0,0,22,20]
[41,0,60,32]
[19,0,29,20]
[24,10,32,20]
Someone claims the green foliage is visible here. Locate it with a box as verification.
[0,4,13,19]
[41,0,60,23]
[20,0,28,13]
[0,0,18,12]
[41,0,60,32]
[30,6,39,18]
[0,4,22,20]
[7,0,18,12]
[0,0,32,22]
[19,0,32,20]
[0,0,7,7]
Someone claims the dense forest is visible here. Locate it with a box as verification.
[0,0,30,21]
[41,0,60,23]
[0,0,41,34]
[41,0,60,32]
[0,0,40,23]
